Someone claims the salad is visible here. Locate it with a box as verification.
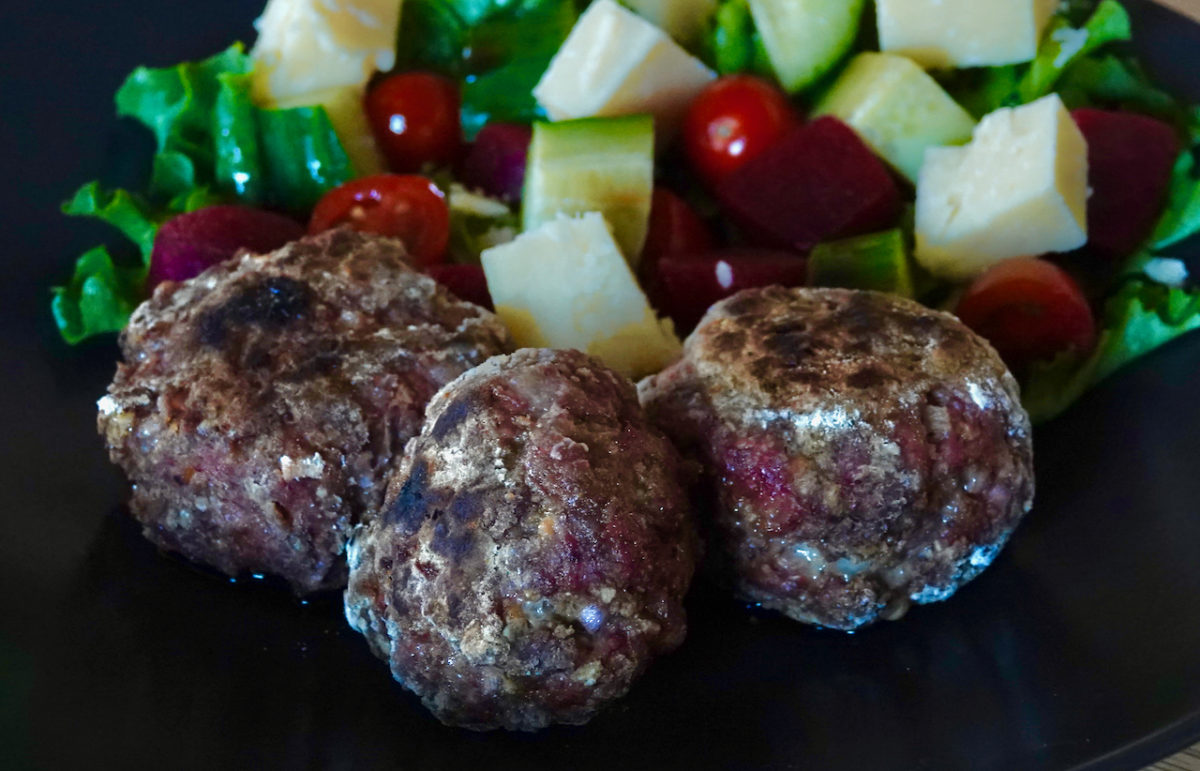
[53,0,1200,423]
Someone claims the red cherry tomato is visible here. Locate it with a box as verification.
[955,258,1097,372]
[683,75,801,188]
[308,174,450,268]
[366,73,463,172]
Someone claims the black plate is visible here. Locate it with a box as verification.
[3,2,1199,769]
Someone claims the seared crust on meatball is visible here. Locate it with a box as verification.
[98,228,511,594]
[638,287,1033,631]
[345,349,697,731]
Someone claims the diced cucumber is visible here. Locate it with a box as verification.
[747,0,865,93]
[814,53,976,182]
[807,229,915,298]
[521,115,655,266]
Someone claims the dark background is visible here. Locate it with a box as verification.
[2,2,1199,769]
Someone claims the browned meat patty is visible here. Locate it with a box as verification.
[345,348,697,731]
[638,287,1034,631]
[98,228,512,594]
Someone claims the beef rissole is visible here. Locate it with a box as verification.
[639,287,1034,631]
[346,349,698,731]
[98,228,511,594]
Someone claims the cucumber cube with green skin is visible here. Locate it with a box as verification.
[522,115,655,267]
[807,229,916,298]
[815,53,976,183]
[747,0,865,93]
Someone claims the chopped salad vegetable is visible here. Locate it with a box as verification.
[54,44,353,343]
[53,0,1200,424]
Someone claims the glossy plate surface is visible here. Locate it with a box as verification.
[2,2,1198,769]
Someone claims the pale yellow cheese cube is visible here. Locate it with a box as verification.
[624,0,718,47]
[532,0,715,138]
[876,0,1056,68]
[481,213,681,379]
[250,0,401,103]
[914,94,1089,281]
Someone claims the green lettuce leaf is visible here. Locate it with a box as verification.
[944,66,1022,119]
[1016,0,1131,103]
[1153,140,1200,250]
[51,247,145,345]
[257,106,354,212]
[463,2,578,138]
[942,0,1131,118]
[395,0,471,75]
[115,45,353,212]
[397,0,579,140]
[55,181,216,344]
[460,59,550,139]
[54,44,354,344]
[116,45,253,200]
[1056,53,1182,118]
[1022,276,1200,423]
[213,71,267,204]
[62,183,161,260]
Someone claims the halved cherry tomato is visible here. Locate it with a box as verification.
[308,174,449,268]
[366,73,463,172]
[955,258,1097,372]
[683,75,801,189]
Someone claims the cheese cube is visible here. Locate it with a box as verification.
[624,0,719,47]
[814,53,976,182]
[522,115,655,267]
[533,0,715,138]
[481,213,681,378]
[250,0,400,102]
[914,95,1089,281]
[876,0,1056,68]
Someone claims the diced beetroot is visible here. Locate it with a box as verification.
[1072,108,1179,259]
[458,123,533,204]
[639,187,718,298]
[643,188,717,263]
[149,206,304,287]
[651,248,807,332]
[426,263,494,310]
[715,117,902,252]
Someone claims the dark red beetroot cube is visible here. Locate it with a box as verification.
[457,123,533,204]
[426,263,493,310]
[149,206,305,287]
[1072,109,1179,259]
[716,117,902,252]
[651,248,807,332]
